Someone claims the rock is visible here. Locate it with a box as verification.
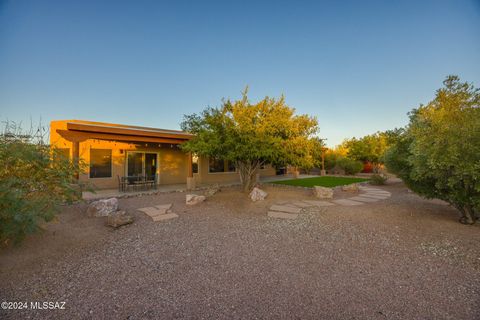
[204,184,220,197]
[250,187,268,202]
[313,186,333,199]
[106,210,134,228]
[342,183,359,192]
[87,198,118,217]
[186,194,206,205]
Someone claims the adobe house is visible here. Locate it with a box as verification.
[50,120,276,190]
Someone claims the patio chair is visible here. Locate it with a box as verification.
[117,175,128,192]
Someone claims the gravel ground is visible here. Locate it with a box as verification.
[1,181,479,319]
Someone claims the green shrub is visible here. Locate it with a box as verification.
[0,125,84,245]
[370,174,388,185]
[385,76,480,224]
[336,157,363,175]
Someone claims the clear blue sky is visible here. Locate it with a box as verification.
[1,0,479,147]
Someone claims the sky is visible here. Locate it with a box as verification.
[0,0,479,147]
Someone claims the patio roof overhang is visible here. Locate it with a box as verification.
[57,121,193,144]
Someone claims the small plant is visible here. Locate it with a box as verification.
[370,173,388,185]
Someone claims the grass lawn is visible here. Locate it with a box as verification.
[271,176,369,188]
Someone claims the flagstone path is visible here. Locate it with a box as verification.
[137,204,178,222]
[267,186,391,220]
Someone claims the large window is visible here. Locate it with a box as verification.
[209,157,235,173]
[90,149,112,178]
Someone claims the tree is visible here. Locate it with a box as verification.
[0,122,85,244]
[385,75,480,224]
[180,89,319,192]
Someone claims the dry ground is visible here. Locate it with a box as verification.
[1,181,479,319]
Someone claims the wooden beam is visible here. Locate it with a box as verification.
[57,129,186,144]
[66,122,193,140]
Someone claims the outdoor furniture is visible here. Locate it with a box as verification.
[119,175,157,192]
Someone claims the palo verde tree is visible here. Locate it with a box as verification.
[385,75,480,224]
[0,122,85,245]
[180,89,319,192]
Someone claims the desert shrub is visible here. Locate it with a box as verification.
[370,173,388,185]
[385,76,480,224]
[0,123,84,245]
[336,157,363,175]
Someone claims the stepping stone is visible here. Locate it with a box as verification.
[267,211,298,220]
[155,204,173,211]
[361,193,390,199]
[291,201,314,208]
[332,199,363,206]
[302,200,335,207]
[152,213,179,222]
[349,196,379,203]
[137,207,166,217]
[270,205,302,214]
[364,190,390,195]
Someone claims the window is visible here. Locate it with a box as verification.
[209,157,235,173]
[90,149,112,178]
[209,157,225,173]
[227,160,236,172]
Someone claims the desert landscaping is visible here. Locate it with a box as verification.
[1,180,479,319]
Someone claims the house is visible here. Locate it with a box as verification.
[50,120,276,190]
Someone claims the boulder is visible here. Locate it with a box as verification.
[342,183,359,192]
[186,194,206,206]
[313,186,333,199]
[106,210,134,228]
[87,198,118,217]
[250,187,268,202]
[204,184,220,197]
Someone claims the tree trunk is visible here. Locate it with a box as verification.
[237,160,260,193]
[458,205,476,225]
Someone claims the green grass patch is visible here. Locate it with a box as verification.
[272,176,369,188]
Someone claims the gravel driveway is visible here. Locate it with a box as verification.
[1,182,479,319]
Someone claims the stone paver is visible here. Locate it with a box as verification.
[152,213,179,222]
[332,199,364,206]
[265,185,392,219]
[155,204,173,211]
[138,204,176,221]
[359,194,390,199]
[302,200,335,207]
[291,201,314,208]
[270,205,302,214]
[267,211,298,220]
[349,196,379,203]
[137,207,165,217]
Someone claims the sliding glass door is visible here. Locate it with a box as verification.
[127,152,158,182]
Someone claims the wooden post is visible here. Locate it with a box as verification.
[72,141,80,181]
[186,152,195,190]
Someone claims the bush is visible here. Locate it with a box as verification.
[0,124,84,245]
[336,157,363,175]
[385,76,480,224]
[369,174,388,185]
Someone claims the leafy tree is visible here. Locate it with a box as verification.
[181,89,318,192]
[0,123,84,244]
[385,75,480,224]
